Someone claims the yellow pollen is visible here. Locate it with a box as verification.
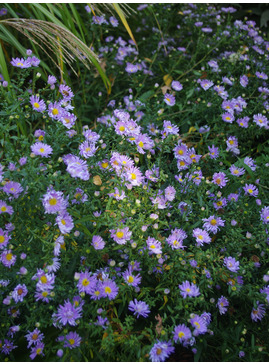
[226,117,231,120]
[127,276,134,283]
[0,236,5,244]
[105,286,112,294]
[85,147,91,152]
[49,198,57,206]
[69,339,75,345]
[178,332,185,338]
[39,148,45,153]
[138,141,144,148]
[178,150,184,155]
[34,102,40,108]
[1,206,7,212]
[198,235,203,240]
[42,291,48,297]
[116,231,124,239]
[52,108,59,115]
[95,290,100,296]
[248,189,253,194]
[253,310,258,315]
[229,140,234,145]
[17,62,23,66]
[234,170,239,174]
[131,173,136,180]
[32,334,38,340]
[217,201,222,206]
[119,126,125,132]
[82,278,89,286]
[215,178,221,185]
[64,118,70,123]
[36,348,42,355]
[6,253,13,261]
[150,244,156,249]
[180,161,185,166]
[40,276,47,284]
[157,348,162,355]
[101,162,108,168]
[210,219,217,226]
[240,122,244,126]
[194,321,200,328]
[166,98,170,102]
[186,288,191,292]
[10,188,15,191]
[17,288,23,295]
[38,135,44,141]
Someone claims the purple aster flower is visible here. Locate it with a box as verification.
[79,141,98,158]
[200,79,214,91]
[31,142,53,157]
[56,212,74,234]
[47,75,57,85]
[11,57,31,68]
[147,237,162,254]
[208,145,219,159]
[3,181,23,199]
[100,279,119,300]
[166,228,187,250]
[251,302,266,322]
[240,75,248,87]
[256,71,268,80]
[64,331,81,349]
[28,56,40,67]
[213,197,227,210]
[59,84,74,101]
[110,227,132,245]
[192,228,211,246]
[32,269,55,291]
[212,172,228,188]
[92,235,106,250]
[125,62,138,73]
[190,314,208,336]
[135,133,154,153]
[64,155,90,181]
[1,339,17,354]
[243,183,259,197]
[149,340,175,362]
[30,342,45,360]
[163,120,179,136]
[48,101,64,120]
[7,325,20,338]
[229,164,245,176]
[42,187,68,214]
[236,116,249,128]
[260,206,269,224]
[18,156,27,166]
[171,81,183,91]
[110,16,119,27]
[222,112,234,123]
[224,256,240,272]
[25,329,44,348]
[61,111,77,129]
[239,351,245,358]
[77,271,97,294]
[1,250,16,268]
[54,299,82,326]
[164,93,175,106]
[244,157,256,171]
[173,324,192,344]
[221,100,235,113]
[71,188,88,204]
[46,257,61,273]
[30,95,46,112]
[12,284,28,303]
[217,296,229,314]
[0,228,10,249]
[124,165,144,186]
[253,113,268,128]
[179,281,200,299]
[202,216,225,234]
[165,186,176,201]
[34,288,52,303]
[122,268,142,287]
[128,298,150,318]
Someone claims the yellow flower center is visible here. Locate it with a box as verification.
[52,108,59,115]
[101,162,108,168]
[234,170,239,174]
[0,236,5,244]
[61,219,66,225]
[17,288,23,295]
[39,148,45,153]
[40,275,47,284]
[85,147,91,152]
[186,288,191,292]
[226,116,231,120]
[116,231,124,239]
[42,291,48,297]
[36,348,42,355]
[69,339,75,345]
[38,135,44,141]
[49,198,57,206]
[105,286,112,294]
[131,173,136,180]
[229,140,234,145]
[217,201,222,206]
[64,118,70,123]
[179,161,185,166]
[157,348,162,355]
[198,235,203,240]
[119,126,125,132]
[215,178,221,185]
[82,278,89,286]
[34,102,40,108]
[178,150,184,155]
[178,332,185,338]
[17,62,23,66]
[1,206,7,212]
[248,189,253,194]
[32,334,38,340]
[194,321,200,328]
[138,141,144,148]
[6,253,13,261]
[173,240,178,245]
[127,276,134,283]
[150,244,156,249]
[210,219,217,226]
